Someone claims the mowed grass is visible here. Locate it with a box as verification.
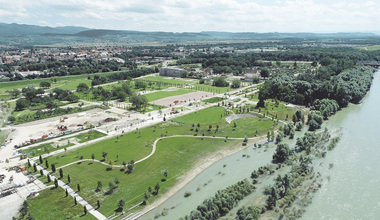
[71,130,107,143]
[27,187,95,220]
[139,76,234,94]
[173,106,226,124]
[59,137,240,217]
[0,71,117,99]
[144,89,194,102]
[33,106,276,218]
[20,142,75,157]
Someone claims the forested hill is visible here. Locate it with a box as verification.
[0,23,379,46]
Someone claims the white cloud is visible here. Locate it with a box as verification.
[1,0,379,32]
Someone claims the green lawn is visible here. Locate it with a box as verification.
[144,89,194,102]
[138,76,234,94]
[20,142,75,157]
[31,106,277,219]
[58,137,240,217]
[26,187,95,220]
[71,130,107,143]
[173,106,226,124]
[203,97,226,103]
[0,71,118,100]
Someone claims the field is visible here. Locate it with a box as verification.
[359,45,380,51]
[19,142,75,157]
[57,138,239,217]
[26,187,95,220]
[0,71,117,100]
[144,89,193,102]
[31,106,276,218]
[138,76,233,94]
[68,130,107,144]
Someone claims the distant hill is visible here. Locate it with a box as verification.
[0,23,378,46]
[0,23,90,37]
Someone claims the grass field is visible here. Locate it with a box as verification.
[144,89,194,102]
[173,106,226,124]
[0,71,118,100]
[20,142,75,157]
[26,187,95,220]
[359,45,380,51]
[70,130,107,143]
[30,106,276,219]
[57,137,240,217]
[203,97,226,103]
[139,76,233,94]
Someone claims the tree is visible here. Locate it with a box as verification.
[273,144,292,163]
[33,163,37,172]
[9,89,21,98]
[46,101,58,110]
[40,169,44,176]
[65,188,68,197]
[84,205,87,215]
[76,83,89,92]
[275,131,284,144]
[77,184,80,192]
[91,153,95,161]
[39,156,43,164]
[51,164,56,173]
[102,152,108,161]
[212,77,229,87]
[260,68,270,79]
[109,181,117,192]
[67,174,71,183]
[59,168,63,179]
[74,197,77,205]
[39,81,51,88]
[97,200,100,209]
[45,159,49,168]
[96,181,102,192]
[127,163,134,173]
[47,175,51,183]
[122,161,127,169]
[231,79,241,88]
[65,93,79,103]
[164,170,168,178]
[155,183,160,193]
[54,179,58,188]
[130,93,148,109]
[118,199,125,209]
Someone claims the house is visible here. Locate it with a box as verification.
[243,69,260,81]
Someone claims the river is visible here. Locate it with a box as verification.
[301,71,380,219]
[141,71,380,220]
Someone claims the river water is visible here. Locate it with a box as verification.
[141,71,380,220]
[301,71,380,219]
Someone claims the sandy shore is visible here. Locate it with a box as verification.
[134,135,266,219]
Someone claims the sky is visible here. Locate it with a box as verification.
[1,0,379,33]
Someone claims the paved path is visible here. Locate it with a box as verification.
[30,160,107,220]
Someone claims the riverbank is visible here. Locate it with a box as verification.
[135,135,267,219]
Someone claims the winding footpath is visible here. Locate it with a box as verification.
[57,134,265,170]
